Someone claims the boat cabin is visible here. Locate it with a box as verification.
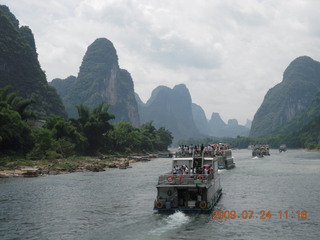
[155,156,221,213]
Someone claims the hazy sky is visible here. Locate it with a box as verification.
[2,0,320,124]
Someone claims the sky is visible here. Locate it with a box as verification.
[2,0,320,125]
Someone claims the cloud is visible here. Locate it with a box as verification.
[2,0,320,124]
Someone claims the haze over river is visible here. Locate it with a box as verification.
[1,149,320,239]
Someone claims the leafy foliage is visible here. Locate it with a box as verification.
[0,85,36,120]
[0,5,66,118]
[0,86,35,155]
[0,81,174,161]
[108,121,173,153]
[71,103,115,155]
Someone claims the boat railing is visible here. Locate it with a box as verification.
[175,150,216,158]
[157,173,213,185]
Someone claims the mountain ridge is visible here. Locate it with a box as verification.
[0,5,66,118]
[250,56,320,137]
[50,38,140,126]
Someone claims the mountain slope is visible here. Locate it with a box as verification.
[192,103,211,135]
[275,91,320,135]
[138,84,201,142]
[0,5,66,118]
[250,56,320,137]
[50,38,140,126]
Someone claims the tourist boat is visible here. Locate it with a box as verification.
[252,144,269,157]
[211,143,235,169]
[260,145,270,156]
[279,144,287,152]
[153,152,222,214]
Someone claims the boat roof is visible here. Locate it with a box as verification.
[156,184,209,188]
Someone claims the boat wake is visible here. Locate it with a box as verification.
[252,156,259,159]
[149,211,190,235]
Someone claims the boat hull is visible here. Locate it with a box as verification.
[154,188,222,214]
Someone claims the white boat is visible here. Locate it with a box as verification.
[154,152,222,214]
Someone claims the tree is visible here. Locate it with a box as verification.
[155,127,173,151]
[0,85,36,120]
[0,101,34,155]
[108,121,141,153]
[71,103,115,155]
[140,121,157,151]
[44,115,86,156]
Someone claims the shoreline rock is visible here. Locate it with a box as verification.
[0,154,157,177]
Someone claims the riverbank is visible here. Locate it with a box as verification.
[0,154,163,178]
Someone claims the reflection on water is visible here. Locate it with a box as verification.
[1,149,320,240]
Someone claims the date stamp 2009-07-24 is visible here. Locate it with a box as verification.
[212,210,308,220]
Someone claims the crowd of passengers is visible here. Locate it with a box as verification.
[172,164,213,175]
[176,144,229,157]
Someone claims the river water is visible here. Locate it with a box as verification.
[1,149,320,240]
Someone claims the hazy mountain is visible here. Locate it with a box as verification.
[245,119,252,129]
[209,113,249,137]
[137,84,201,142]
[0,5,66,118]
[250,56,320,137]
[208,112,226,137]
[192,103,211,136]
[225,119,250,137]
[50,38,140,126]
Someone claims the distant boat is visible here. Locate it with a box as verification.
[252,144,269,157]
[210,143,235,169]
[279,144,287,152]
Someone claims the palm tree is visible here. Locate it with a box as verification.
[0,85,36,120]
[72,102,115,155]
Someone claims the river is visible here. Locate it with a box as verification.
[1,149,320,240]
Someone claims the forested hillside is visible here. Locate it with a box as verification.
[0,5,66,118]
[250,56,320,137]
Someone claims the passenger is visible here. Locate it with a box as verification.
[190,168,193,177]
[204,167,208,175]
[203,145,208,156]
[197,194,202,202]
[208,145,213,156]
[196,193,202,207]
[185,166,189,174]
[165,199,171,209]
[172,167,177,174]
[209,166,213,174]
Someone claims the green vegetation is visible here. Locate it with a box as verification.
[0,86,173,164]
[250,56,320,137]
[0,5,66,118]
